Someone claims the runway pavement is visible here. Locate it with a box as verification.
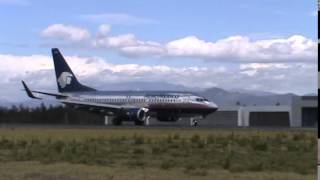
[0,123,316,131]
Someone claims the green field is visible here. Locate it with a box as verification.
[0,128,317,180]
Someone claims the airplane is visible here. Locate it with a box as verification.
[22,48,218,126]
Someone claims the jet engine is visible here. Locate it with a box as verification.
[136,107,149,123]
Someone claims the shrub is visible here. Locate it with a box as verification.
[133,134,145,145]
[166,135,173,144]
[292,132,307,141]
[184,163,196,171]
[127,160,145,168]
[15,139,28,148]
[173,133,180,140]
[251,141,268,151]
[160,160,176,170]
[108,137,123,145]
[248,161,264,172]
[0,137,14,149]
[132,148,145,155]
[206,135,215,144]
[187,168,208,176]
[229,164,246,173]
[151,146,161,155]
[223,155,231,170]
[51,140,65,153]
[197,140,206,149]
[191,134,200,143]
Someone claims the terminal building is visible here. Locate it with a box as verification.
[216,95,317,127]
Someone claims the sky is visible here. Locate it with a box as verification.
[0,0,318,102]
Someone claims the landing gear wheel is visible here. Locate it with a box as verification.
[190,118,199,127]
[193,119,198,127]
[112,117,123,125]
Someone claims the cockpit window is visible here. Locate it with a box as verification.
[196,98,208,102]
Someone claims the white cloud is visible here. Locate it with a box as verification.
[106,34,138,47]
[240,63,290,70]
[166,35,317,63]
[116,34,316,63]
[120,45,165,57]
[41,24,317,64]
[41,24,91,42]
[81,13,157,25]
[239,63,290,76]
[98,24,111,36]
[0,53,317,102]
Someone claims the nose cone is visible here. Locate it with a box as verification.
[207,102,218,112]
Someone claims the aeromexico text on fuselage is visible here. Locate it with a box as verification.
[21,48,218,125]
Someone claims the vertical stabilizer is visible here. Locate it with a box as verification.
[52,48,96,93]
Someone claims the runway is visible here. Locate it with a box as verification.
[0,123,316,131]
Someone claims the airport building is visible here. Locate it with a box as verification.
[228,95,317,127]
[290,96,318,127]
[238,105,291,127]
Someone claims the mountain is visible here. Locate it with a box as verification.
[95,81,203,91]
[228,88,277,96]
[200,87,297,106]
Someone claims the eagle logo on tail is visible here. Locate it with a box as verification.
[58,72,73,88]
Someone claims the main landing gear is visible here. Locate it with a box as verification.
[134,116,150,126]
[190,116,202,127]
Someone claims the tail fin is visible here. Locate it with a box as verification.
[51,48,96,93]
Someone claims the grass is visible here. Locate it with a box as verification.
[0,161,316,180]
[0,128,317,180]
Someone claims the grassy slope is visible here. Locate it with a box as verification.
[0,128,317,180]
[0,161,315,180]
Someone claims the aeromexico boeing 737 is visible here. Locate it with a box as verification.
[22,48,218,126]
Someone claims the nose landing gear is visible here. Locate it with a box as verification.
[190,117,201,127]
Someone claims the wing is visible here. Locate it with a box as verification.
[60,99,135,115]
[22,80,135,115]
[22,80,68,99]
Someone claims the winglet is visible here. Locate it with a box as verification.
[21,81,42,99]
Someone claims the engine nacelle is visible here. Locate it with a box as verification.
[136,108,149,122]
